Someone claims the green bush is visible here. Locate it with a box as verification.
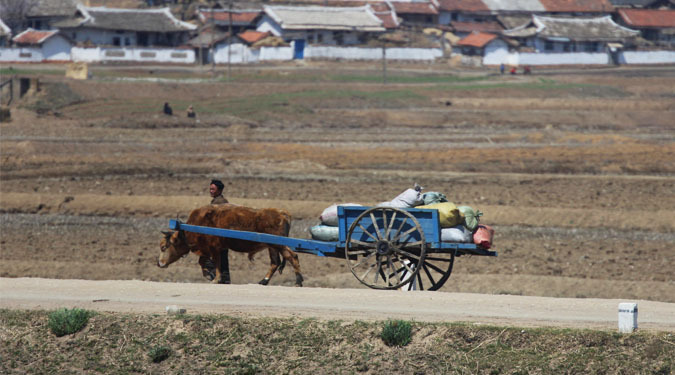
[381,320,412,347]
[148,345,172,363]
[48,308,91,337]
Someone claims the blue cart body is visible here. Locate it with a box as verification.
[169,205,496,258]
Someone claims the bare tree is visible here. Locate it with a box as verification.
[0,0,38,34]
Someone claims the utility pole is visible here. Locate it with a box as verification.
[210,4,215,77]
[228,0,232,83]
[381,39,387,85]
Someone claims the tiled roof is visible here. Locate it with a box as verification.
[26,0,78,18]
[238,30,270,44]
[12,29,60,45]
[73,7,197,32]
[457,31,497,47]
[451,21,503,33]
[481,0,546,12]
[533,15,639,41]
[390,1,439,15]
[198,10,262,26]
[263,5,385,31]
[618,9,675,27]
[538,0,615,13]
[438,0,490,12]
[370,3,400,28]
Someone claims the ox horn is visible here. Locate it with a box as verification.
[161,231,172,236]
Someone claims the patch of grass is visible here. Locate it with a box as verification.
[381,319,412,347]
[0,67,65,76]
[22,82,85,114]
[2,310,674,374]
[147,344,172,363]
[47,308,92,337]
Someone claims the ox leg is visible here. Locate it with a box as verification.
[219,249,231,284]
[259,249,281,286]
[210,252,222,284]
[280,246,304,287]
[199,256,216,281]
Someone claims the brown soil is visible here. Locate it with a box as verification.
[1,63,674,303]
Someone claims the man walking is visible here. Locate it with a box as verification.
[200,179,231,283]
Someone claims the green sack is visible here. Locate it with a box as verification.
[310,224,340,241]
[421,192,448,205]
[458,206,482,231]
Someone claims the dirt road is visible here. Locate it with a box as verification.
[2,278,674,331]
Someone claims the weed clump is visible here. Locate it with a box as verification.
[381,320,412,347]
[148,345,172,363]
[47,308,91,337]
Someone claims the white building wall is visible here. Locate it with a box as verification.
[0,47,44,62]
[518,51,609,65]
[259,46,294,61]
[71,47,194,63]
[305,46,442,60]
[214,43,259,64]
[482,39,515,65]
[42,36,72,60]
[619,50,675,64]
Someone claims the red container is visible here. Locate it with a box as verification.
[473,224,494,249]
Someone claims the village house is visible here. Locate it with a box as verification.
[503,15,639,53]
[617,8,675,46]
[24,0,80,31]
[52,5,196,47]
[389,0,439,26]
[10,29,72,62]
[257,5,386,58]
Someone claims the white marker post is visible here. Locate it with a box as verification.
[618,302,638,333]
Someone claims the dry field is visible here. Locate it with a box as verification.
[1,63,674,302]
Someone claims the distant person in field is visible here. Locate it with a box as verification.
[500,63,505,75]
[186,105,196,118]
[200,179,231,283]
[510,67,517,75]
[163,102,173,116]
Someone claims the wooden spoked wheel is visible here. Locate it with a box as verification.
[410,250,455,291]
[345,207,426,290]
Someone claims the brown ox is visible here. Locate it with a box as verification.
[158,204,303,286]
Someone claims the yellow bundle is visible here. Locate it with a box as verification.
[417,202,463,228]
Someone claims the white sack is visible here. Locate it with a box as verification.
[377,188,424,208]
[320,203,362,226]
[440,225,473,243]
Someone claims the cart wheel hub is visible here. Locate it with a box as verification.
[376,240,391,255]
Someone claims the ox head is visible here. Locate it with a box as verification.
[158,230,190,268]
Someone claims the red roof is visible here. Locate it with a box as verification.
[619,9,675,28]
[457,32,497,48]
[438,0,490,12]
[370,2,399,28]
[390,1,438,15]
[12,29,59,45]
[199,10,261,24]
[451,21,503,33]
[538,0,614,13]
[237,30,270,44]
